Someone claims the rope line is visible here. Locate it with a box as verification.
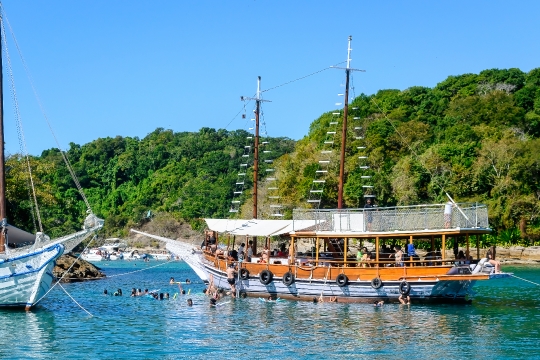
[1,6,93,213]
[0,11,43,232]
[510,274,540,286]
[58,283,93,317]
[106,259,174,278]
[261,61,346,93]
[34,236,97,305]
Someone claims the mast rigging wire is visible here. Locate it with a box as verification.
[0,11,42,232]
[0,6,93,214]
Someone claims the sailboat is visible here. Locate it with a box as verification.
[134,36,511,303]
[0,8,103,309]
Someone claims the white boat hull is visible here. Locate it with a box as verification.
[0,244,64,308]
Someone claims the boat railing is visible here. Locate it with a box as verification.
[292,202,489,233]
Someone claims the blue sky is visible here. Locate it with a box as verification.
[1,0,539,155]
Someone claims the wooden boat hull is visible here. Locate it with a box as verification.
[202,260,490,303]
[0,244,64,308]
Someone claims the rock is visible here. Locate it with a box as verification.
[53,254,106,283]
[521,246,540,262]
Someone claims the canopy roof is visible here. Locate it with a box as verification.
[204,218,317,237]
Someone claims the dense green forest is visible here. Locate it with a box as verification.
[5,67,540,246]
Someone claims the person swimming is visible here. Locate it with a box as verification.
[187,298,193,307]
[373,300,384,307]
[103,289,108,296]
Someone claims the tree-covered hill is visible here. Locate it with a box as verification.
[5,67,540,246]
[6,127,295,237]
[269,67,540,244]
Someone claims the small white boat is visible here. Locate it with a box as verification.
[80,248,105,262]
[148,251,171,261]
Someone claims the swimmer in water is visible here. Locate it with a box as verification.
[373,300,384,307]
[103,289,108,296]
[399,294,411,305]
[187,298,193,307]
[210,298,217,307]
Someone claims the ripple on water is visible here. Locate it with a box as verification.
[0,262,538,359]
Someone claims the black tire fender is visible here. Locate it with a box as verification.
[282,271,295,286]
[336,273,349,287]
[371,277,383,289]
[239,268,250,280]
[399,280,411,296]
[259,270,274,285]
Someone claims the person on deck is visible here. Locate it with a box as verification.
[364,198,375,232]
[486,246,501,273]
[247,240,253,263]
[394,246,404,267]
[262,246,270,264]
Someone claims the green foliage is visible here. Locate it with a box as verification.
[7,67,540,249]
[276,67,540,246]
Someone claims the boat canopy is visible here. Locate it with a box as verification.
[204,219,317,237]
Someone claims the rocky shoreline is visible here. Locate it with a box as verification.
[53,254,105,282]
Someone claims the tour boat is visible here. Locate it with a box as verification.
[0,8,104,309]
[133,36,511,303]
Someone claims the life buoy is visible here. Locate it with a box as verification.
[336,273,348,287]
[259,270,274,285]
[371,277,382,289]
[399,280,411,295]
[239,268,250,280]
[282,271,295,286]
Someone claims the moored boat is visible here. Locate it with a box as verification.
[0,7,104,309]
[133,36,510,303]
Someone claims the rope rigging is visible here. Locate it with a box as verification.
[0,10,42,232]
[1,6,94,215]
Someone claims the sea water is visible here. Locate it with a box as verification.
[0,261,538,359]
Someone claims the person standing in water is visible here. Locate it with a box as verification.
[226,263,237,297]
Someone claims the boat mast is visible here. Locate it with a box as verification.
[337,36,352,209]
[253,76,261,219]
[0,12,6,253]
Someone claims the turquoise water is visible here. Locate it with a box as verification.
[0,261,539,359]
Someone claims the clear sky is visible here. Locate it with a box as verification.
[1,0,539,155]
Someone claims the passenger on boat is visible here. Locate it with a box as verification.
[364,198,375,231]
[394,246,404,267]
[457,250,466,260]
[262,246,270,263]
[356,248,363,266]
[238,251,245,262]
[238,243,245,256]
[486,246,501,273]
[247,240,253,262]
[226,263,237,297]
[399,294,410,305]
